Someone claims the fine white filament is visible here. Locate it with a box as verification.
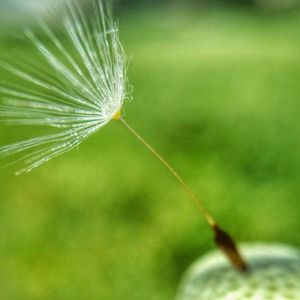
[0,0,129,175]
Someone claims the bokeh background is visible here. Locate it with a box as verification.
[1,0,300,299]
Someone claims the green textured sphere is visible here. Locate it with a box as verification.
[176,244,300,300]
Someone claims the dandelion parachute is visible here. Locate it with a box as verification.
[0,0,129,175]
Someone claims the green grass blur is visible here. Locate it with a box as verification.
[0,6,300,300]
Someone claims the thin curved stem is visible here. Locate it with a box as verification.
[117,116,248,272]
[119,116,216,227]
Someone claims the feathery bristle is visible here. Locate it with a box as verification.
[0,0,129,175]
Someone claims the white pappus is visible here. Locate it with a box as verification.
[0,0,130,175]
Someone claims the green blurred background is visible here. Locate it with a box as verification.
[1,0,300,299]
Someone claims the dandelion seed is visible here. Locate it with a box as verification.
[0,0,246,270]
